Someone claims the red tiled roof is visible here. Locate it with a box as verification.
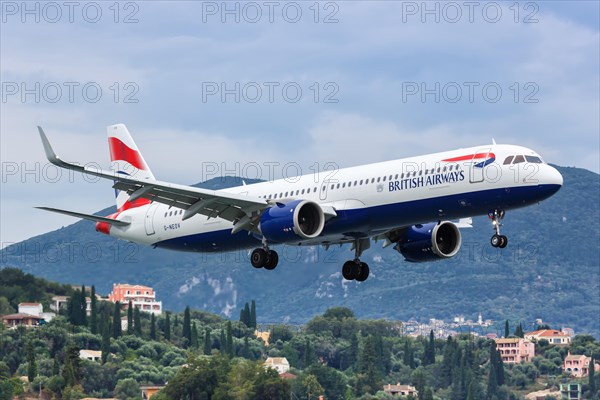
[527,329,568,337]
[18,302,42,306]
[279,372,297,380]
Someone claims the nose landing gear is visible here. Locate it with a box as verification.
[489,210,508,248]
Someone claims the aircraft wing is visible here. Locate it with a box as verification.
[38,127,268,231]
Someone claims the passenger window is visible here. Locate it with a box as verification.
[513,155,525,164]
[382,176,386,182]
[389,175,393,180]
[377,177,381,183]
[400,173,404,179]
[394,174,398,179]
[503,156,514,165]
[418,171,422,176]
[164,213,167,217]
[443,166,447,172]
[371,178,375,183]
[336,184,340,189]
[359,179,363,185]
[525,155,542,163]
[301,189,305,195]
[354,181,357,186]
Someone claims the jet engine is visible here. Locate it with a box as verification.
[394,221,461,262]
[259,200,325,243]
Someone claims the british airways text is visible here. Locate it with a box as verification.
[389,170,465,192]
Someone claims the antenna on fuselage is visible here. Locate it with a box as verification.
[492,138,497,145]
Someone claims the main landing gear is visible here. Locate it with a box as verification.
[342,238,370,282]
[251,239,279,270]
[489,209,508,248]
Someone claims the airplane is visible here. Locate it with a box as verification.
[36,124,563,281]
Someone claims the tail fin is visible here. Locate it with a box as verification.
[108,124,155,211]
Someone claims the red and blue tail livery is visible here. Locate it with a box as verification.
[36,124,562,281]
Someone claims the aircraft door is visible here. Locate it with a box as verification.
[469,147,491,183]
[144,203,160,235]
[319,181,329,201]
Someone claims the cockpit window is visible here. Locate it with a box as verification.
[503,156,514,165]
[513,155,525,164]
[525,155,543,163]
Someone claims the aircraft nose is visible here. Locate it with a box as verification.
[547,165,563,187]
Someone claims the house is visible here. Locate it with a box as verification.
[18,302,55,322]
[18,302,43,316]
[264,357,290,374]
[2,313,43,328]
[51,294,102,316]
[79,350,102,362]
[525,329,571,346]
[140,385,165,399]
[108,283,162,315]
[560,383,582,400]
[383,383,418,397]
[563,352,600,377]
[495,338,535,364]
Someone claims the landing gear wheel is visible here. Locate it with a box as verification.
[342,261,358,280]
[498,235,508,248]
[263,250,279,270]
[491,234,502,248]
[251,248,267,268]
[355,262,370,282]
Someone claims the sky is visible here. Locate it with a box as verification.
[1,0,599,246]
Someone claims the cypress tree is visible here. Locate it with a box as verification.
[133,307,142,336]
[150,313,156,340]
[27,341,36,382]
[220,329,226,351]
[191,322,199,348]
[250,300,257,328]
[164,312,171,341]
[67,290,81,325]
[504,320,509,338]
[101,316,111,364]
[242,336,250,359]
[90,285,98,334]
[423,330,435,366]
[589,356,596,396]
[487,345,499,399]
[496,349,505,386]
[62,344,82,387]
[441,336,456,387]
[112,301,122,338]
[514,323,524,338]
[183,306,192,345]
[203,328,211,355]
[403,339,415,369]
[80,284,87,326]
[226,321,234,357]
[127,300,133,335]
[304,337,313,367]
[243,303,251,326]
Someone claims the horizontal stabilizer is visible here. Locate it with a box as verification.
[35,207,130,227]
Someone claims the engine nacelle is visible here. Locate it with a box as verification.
[394,221,461,262]
[259,200,325,243]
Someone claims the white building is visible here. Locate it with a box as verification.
[79,350,102,361]
[264,357,290,374]
[18,303,55,322]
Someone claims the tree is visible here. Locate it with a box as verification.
[114,378,140,400]
[79,284,88,326]
[191,322,199,348]
[133,307,142,336]
[62,344,82,387]
[164,312,171,341]
[304,337,313,367]
[403,339,415,369]
[26,341,36,383]
[514,323,524,338]
[242,336,250,359]
[226,321,234,357]
[127,300,133,335]
[302,374,324,400]
[220,329,226,351]
[182,306,192,345]
[487,348,498,399]
[422,330,435,366]
[250,300,257,328]
[504,320,509,338]
[112,301,122,338]
[240,302,251,327]
[589,356,597,397]
[204,328,212,355]
[90,285,98,334]
[101,316,111,364]
[150,313,156,340]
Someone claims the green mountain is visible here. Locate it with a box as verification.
[1,168,598,336]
